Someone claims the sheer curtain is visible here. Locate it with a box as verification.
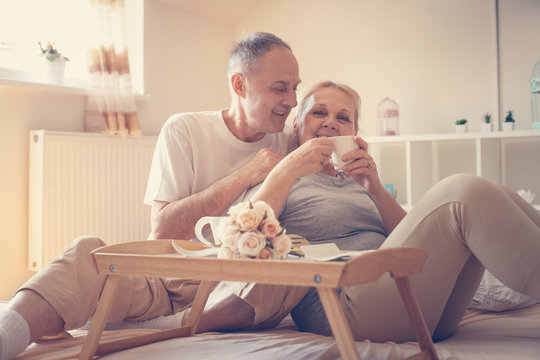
[85,0,141,138]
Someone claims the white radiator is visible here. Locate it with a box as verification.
[28,130,157,270]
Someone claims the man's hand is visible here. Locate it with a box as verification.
[235,149,285,188]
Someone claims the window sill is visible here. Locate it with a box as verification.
[0,68,150,102]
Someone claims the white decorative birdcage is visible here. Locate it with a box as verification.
[376,97,399,136]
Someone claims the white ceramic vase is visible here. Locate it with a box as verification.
[481,123,493,132]
[502,122,515,132]
[455,124,467,133]
[46,58,66,84]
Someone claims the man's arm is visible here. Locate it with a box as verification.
[150,149,284,240]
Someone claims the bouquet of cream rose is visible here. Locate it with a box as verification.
[215,201,292,260]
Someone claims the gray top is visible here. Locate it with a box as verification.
[279,173,388,335]
[278,173,387,251]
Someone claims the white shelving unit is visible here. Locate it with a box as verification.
[365,130,540,210]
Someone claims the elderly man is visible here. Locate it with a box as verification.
[146,32,301,241]
[0,32,305,360]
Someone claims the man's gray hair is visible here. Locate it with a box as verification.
[228,32,291,78]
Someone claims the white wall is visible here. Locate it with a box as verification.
[137,0,233,135]
[0,88,86,299]
[236,0,499,135]
[498,0,540,127]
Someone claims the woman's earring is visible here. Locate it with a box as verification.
[292,128,300,147]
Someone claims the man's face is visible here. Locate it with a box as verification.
[242,46,300,135]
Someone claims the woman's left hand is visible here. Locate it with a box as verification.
[340,136,383,195]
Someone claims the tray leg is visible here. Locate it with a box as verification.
[394,276,439,360]
[183,280,215,335]
[79,275,122,360]
[317,286,360,360]
[93,281,216,356]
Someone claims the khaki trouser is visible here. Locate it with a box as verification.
[19,237,307,331]
[340,174,540,342]
[19,174,540,341]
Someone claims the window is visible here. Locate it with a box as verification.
[0,0,93,83]
[0,0,144,94]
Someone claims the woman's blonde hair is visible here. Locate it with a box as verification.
[296,81,361,132]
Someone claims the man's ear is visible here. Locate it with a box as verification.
[231,73,246,98]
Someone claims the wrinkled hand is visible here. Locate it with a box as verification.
[238,148,286,188]
[279,138,334,178]
[340,136,384,195]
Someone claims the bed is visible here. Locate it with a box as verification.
[7,239,540,360]
[10,303,540,359]
[7,255,540,360]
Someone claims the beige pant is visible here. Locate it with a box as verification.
[341,174,540,342]
[20,174,540,341]
[19,237,307,331]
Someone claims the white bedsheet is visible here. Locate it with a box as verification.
[14,303,540,359]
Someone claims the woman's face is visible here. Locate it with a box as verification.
[294,87,356,145]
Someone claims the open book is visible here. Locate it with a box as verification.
[301,243,373,261]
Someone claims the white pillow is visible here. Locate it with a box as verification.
[470,271,539,312]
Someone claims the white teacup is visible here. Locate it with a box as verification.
[330,135,358,171]
[194,216,228,246]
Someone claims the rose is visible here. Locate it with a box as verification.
[218,246,234,259]
[260,217,282,239]
[257,247,273,260]
[272,234,292,258]
[228,201,250,221]
[253,201,275,220]
[221,225,241,249]
[237,231,266,257]
[236,208,264,231]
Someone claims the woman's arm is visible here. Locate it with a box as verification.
[251,138,334,215]
[342,136,406,234]
[366,184,406,234]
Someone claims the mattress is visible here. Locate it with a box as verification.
[14,303,540,359]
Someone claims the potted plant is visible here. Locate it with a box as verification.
[481,112,493,132]
[455,118,468,133]
[503,111,515,131]
[39,41,69,84]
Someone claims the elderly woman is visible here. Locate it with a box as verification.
[248,81,540,342]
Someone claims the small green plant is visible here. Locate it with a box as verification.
[39,41,69,62]
[483,113,492,124]
[455,119,468,125]
[504,111,515,123]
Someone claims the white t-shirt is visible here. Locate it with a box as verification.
[144,110,295,208]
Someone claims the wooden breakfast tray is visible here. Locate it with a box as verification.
[79,240,438,360]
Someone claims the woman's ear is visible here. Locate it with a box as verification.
[292,117,299,137]
[231,73,246,98]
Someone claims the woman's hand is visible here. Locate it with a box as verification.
[251,138,333,217]
[340,136,384,195]
[278,137,334,179]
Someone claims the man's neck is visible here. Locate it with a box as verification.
[222,107,266,143]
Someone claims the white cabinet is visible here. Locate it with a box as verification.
[365,131,540,210]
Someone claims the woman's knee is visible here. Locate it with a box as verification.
[435,173,495,203]
[68,235,106,253]
[441,173,486,189]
